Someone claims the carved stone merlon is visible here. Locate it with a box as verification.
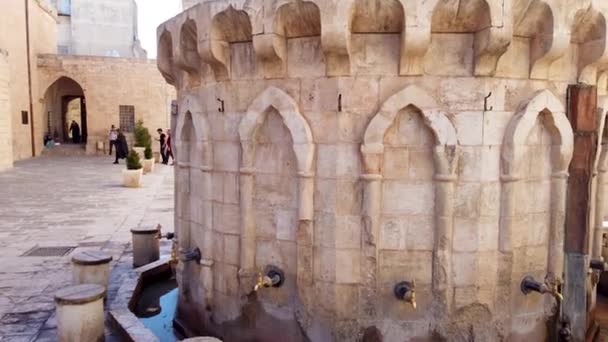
[157,29,178,86]
[577,5,608,84]
[474,0,513,76]
[253,33,286,77]
[528,1,569,80]
[400,26,431,76]
[199,38,229,80]
[319,1,351,77]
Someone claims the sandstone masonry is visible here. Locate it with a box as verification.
[159,0,608,340]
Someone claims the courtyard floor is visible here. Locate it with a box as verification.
[0,155,174,341]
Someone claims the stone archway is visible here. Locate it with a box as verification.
[360,84,459,318]
[42,76,87,145]
[174,94,214,303]
[238,86,315,300]
[498,89,573,326]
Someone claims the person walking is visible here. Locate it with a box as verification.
[108,125,118,155]
[156,128,168,164]
[69,120,81,144]
[114,128,128,164]
[166,129,175,165]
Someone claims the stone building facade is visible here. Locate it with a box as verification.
[0,0,175,168]
[37,54,175,154]
[160,0,608,340]
[0,0,57,168]
[51,0,146,58]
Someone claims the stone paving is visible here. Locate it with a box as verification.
[0,155,174,341]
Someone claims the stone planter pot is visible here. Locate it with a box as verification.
[142,158,155,174]
[122,168,143,188]
[133,147,145,160]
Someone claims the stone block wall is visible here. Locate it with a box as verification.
[0,50,12,171]
[159,0,608,340]
[36,55,175,154]
[0,0,57,164]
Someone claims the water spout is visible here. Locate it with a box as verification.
[253,266,284,292]
[520,275,563,301]
[394,280,417,309]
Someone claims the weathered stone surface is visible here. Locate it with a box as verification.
[162,0,608,340]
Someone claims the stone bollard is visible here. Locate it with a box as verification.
[72,250,113,289]
[55,284,106,342]
[131,225,160,267]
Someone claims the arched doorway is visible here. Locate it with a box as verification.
[43,77,87,145]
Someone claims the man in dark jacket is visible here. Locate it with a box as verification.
[157,128,168,164]
[114,128,129,164]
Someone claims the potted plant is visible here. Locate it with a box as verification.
[123,149,143,188]
[142,145,155,174]
[133,120,152,160]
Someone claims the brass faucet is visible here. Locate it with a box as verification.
[521,276,563,302]
[394,280,417,309]
[548,279,563,302]
[253,266,285,292]
[254,272,273,292]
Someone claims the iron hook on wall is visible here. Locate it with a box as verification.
[217,98,225,113]
[484,92,493,112]
[338,94,342,112]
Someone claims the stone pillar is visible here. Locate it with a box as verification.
[200,165,214,303]
[239,167,256,276]
[433,173,456,313]
[71,251,113,289]
[55,284,106,342]
[296,173,314,295]
[549,172,568,279]
[360,173,382,318]
[594,163,608,259]
[131,226,161,267]
[496,174,519,323]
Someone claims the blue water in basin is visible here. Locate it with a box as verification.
[134,277,178,341]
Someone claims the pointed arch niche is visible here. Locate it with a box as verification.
[175,95,214,302]
[360,85,459,314]
[238,86,315,291]
[499,90,573,318]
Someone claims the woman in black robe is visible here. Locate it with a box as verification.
[69,120,81,144]
[114,129,129,164]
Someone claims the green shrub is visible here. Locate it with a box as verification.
[126,149,142,170]
[134,120,152,148]
[144,145,153,160]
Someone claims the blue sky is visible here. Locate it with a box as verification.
[135,0,182,58]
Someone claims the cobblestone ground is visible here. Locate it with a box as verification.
[0,155,174,341]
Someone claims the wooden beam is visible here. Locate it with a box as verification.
[564,84,598,341]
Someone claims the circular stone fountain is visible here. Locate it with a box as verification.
[157,0,608,340]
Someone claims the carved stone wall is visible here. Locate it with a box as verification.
[159,0,608,340]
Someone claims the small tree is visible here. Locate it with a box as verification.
[126,149,142,170]
[134,120,152,148]
[144,145,153,160]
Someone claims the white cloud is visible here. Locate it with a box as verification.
[135,0,182,58]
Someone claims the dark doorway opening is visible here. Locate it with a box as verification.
[43,76,87,147]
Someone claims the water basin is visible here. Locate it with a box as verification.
[132,274,178,341]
